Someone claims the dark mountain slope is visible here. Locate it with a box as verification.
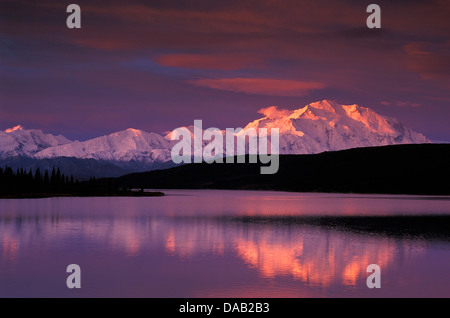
[114,144,450,195]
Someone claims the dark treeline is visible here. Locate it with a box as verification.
[0,165,116,197]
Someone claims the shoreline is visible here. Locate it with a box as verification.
[0,191,165,199]
[2,188,450,199]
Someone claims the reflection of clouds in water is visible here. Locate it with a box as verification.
[0,215,426,287]
[1,232,20,264]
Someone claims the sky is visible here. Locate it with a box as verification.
[0,0,449,141]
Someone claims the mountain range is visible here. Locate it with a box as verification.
[0,100,430,178]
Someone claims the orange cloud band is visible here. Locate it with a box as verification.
[189,78,325,96]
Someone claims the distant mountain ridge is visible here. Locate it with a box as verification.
[35,128,172,163]
[0,100,430,177]
[0,125,72,158]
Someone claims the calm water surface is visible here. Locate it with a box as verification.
[0,190,449,297]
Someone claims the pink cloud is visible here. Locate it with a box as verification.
[257,106,292,119]
[59,1,365,51]
[189,78,325,96]
[381,101,422,108]
[403,42,450,81]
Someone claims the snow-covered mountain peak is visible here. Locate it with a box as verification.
[243,100,429,154]
[5,125,25,133]
[308,100,339,112]
[124,128,144,136]
[34,127,172,163]
[0,125,72,158]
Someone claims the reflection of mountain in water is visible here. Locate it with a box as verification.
[0,214,430,287]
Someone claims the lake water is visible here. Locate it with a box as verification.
[0,190,449,298]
